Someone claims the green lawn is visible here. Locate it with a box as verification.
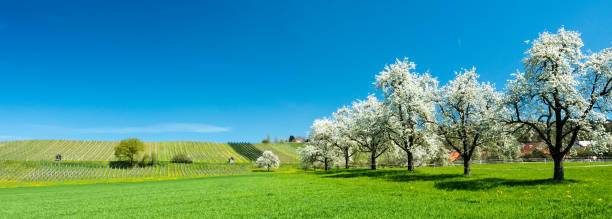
[0,162,610,218]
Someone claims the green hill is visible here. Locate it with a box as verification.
[0,140,300,163]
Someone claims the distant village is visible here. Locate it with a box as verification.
[261,134,308,144]
[448,120,612,162]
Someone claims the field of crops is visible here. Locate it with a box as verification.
[0,160,253,188]
[0,140,300,163]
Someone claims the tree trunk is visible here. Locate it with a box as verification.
[370,152,377,170]
[553,155,564,180]
[407,151,414,171]
[344,152,350,169]
[463,158,471,176]
[324,157,329,171]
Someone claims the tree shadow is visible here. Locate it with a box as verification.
[252,169,274,172]
[313,168,579,191]
[320,169,463,183]
[108,161,133,169]
[434,178,578,191]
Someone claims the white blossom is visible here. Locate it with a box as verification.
[343,95,391,170]
[436,67,505,176]
[375,58,439,170]
[505,27,612,180]
[305,118,341,170]
[256,151,280,171]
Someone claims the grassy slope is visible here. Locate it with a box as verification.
[0,140,299,163]
[0,162,610,218]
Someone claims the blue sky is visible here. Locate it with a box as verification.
[0,0,611,142]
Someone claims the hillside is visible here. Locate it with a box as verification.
[0,140,300,163]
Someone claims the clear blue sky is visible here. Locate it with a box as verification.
[1,0,611,142]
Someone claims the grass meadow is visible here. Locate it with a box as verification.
[1,162,610,218]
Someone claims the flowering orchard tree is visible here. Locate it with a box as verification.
[386,141,443,167]
[296,145,322,170]
[331,108,358,168]
[256,151,280,171]
[482,134,522,160]
[308,118,341,171]
[344,95,390,170]
[436,68,505,176]
[375,58,439,171]
[587,132,611,156]
[506,27,612,180]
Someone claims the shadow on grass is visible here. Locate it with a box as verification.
[319,169,463,183]
[434,178,578,191]
[312,168,578,191]
[108,161,133,169]
[252,169,274,172]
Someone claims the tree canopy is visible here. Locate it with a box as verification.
[505,27,612,180]
[114,138,145,165]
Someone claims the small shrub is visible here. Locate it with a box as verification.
[171,154,193,163]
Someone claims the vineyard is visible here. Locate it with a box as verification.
[0,140,300,163]
[0,160,252,188]
[0,140,301,187]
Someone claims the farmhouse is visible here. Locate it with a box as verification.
[448,151,460,162]
[573,141,593,148]
[520,142,548,156]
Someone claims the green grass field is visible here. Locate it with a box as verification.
[1,162,610,218]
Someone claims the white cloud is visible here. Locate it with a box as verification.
[0,135,29,140]
[28,123,229,134]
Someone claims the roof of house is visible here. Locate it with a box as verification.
[521,142,550,155]
[575,141,593,147]
[449,151,460,162]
